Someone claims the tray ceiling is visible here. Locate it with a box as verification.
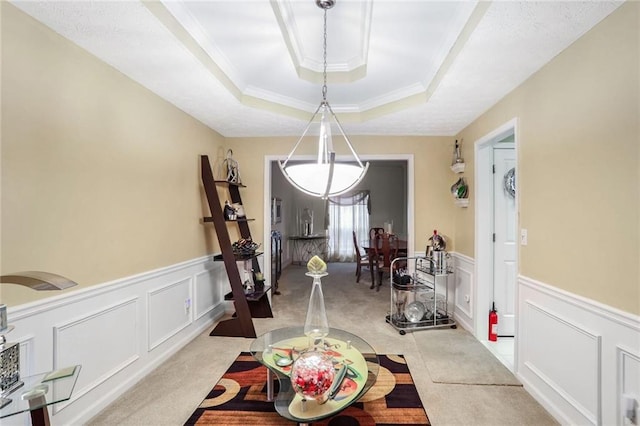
[11,0,623,137]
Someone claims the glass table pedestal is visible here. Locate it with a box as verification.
[250,326,378,425]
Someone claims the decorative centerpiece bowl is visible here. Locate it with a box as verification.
[290,350,335,402]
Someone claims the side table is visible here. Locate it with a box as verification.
[288,235,329,265]
[0,365,81,426]
[249,326,378,425]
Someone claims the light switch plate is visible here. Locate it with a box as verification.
[520,229,528,245]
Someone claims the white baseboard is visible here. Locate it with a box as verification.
[4,255,228,426]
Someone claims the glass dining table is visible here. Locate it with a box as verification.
[249,326,379,425]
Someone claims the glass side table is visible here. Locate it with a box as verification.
[249,327,378,425]
[0,365,81,426]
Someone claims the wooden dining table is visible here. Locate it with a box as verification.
[361,237,408,285]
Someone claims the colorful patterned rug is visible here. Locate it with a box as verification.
[185,352,430,425]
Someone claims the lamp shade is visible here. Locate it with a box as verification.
[0,271,78,291]
[281,162,368,198]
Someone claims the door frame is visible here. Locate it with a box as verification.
[473,118,519,363]
[492,143,516,336]
[263,154,415,285]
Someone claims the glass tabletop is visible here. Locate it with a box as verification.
[0,365,81,419]
[250,327,379,423]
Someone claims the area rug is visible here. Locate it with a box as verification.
[415,328,521,386]
[185,352,430,426]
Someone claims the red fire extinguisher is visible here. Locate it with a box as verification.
[488,302,498,341]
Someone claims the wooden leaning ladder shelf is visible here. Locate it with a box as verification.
[201,155,273,338]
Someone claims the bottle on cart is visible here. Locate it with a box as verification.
[429,229,446,251]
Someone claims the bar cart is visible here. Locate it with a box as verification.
[385,256,456,335]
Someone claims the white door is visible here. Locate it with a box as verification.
[493,147,516,336]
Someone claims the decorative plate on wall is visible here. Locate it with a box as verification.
[503,167,516,198]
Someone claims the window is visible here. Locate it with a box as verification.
[327,191,370,262]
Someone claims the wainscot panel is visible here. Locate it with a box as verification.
[521,301,601,424]
[451,252,474,332]
[518,276,640,425]
[148,277,192,351]
[194,268,222,320]
[3,255,227,426]
[618,347,640,421]
[52,298,140,416]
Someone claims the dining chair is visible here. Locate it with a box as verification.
[352,231,370,283]
[368,227,385,279]
[369,227,384,241]
[372,232,399,291]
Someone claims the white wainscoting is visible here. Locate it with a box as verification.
[4,255,227,426]
[449,254,640,425]
[52,297,140,416]
[450,252,474,332]
[519,276,640,425]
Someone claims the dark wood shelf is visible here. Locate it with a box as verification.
[201,155,273,338]
[203,217,255,223]
[213,180,246,188]
[224,285,271,302]
[213,251,264,262]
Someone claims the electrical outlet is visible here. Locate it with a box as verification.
[520,229,528,246]
[623,395,638,425]
[464,294,470,303]
[184,298,191,314]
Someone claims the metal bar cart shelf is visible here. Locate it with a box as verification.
[385,256,457,335]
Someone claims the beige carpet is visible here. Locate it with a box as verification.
[415,328,522,385]
[88,262,557,426]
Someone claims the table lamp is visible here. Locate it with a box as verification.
[0,272,78,407]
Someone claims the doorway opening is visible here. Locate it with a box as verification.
[474,118,518,372]
[263,155,414,285]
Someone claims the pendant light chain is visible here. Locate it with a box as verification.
[278,0,370,199]
[322,8,328,102]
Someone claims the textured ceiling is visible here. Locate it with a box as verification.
[11,0,623,137]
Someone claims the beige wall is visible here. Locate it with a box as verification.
[4,1,636,317]
[227,135,457,253]
[1,3,224,305]
[455,2,639,314]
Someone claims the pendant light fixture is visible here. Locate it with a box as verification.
[279,0,369,199]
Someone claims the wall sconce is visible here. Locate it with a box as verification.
[0,272,78,407]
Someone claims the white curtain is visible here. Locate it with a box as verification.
[327,191,370,262]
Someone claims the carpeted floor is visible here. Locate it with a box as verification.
[415,329,521,385]
[185,352,430,426]
[266,263,520,386]
[88,262,559,426]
